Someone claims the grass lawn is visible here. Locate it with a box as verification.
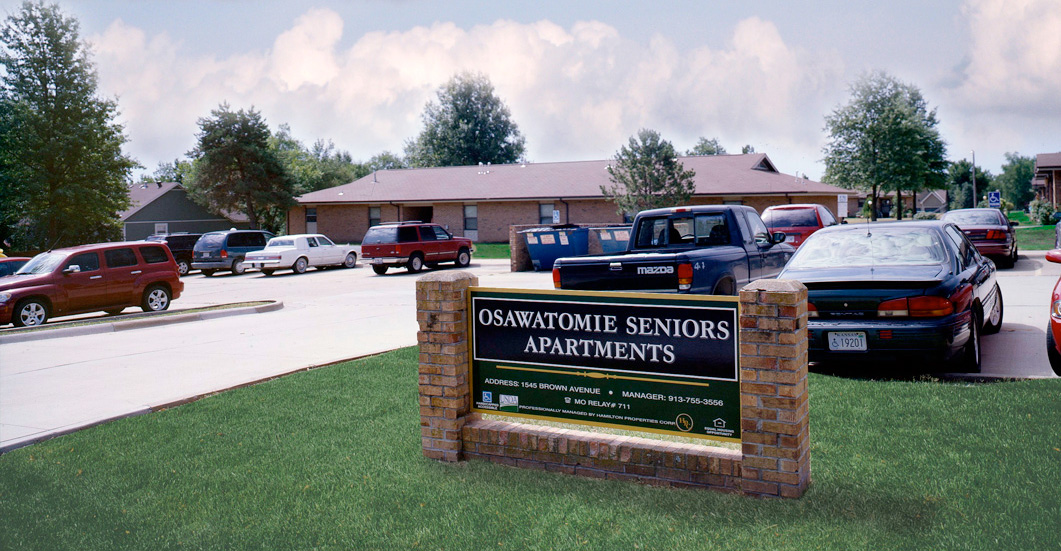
[1015,224,1056,251]
[2,348,1059,550]
[473,242,511,259]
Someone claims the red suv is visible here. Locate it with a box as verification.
[0,241,184,327]
[761,203,839,248]
[361,221,473,275]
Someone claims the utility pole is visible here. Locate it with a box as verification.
[971,150,977,208]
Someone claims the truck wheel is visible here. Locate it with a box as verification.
[712,278,735,296]
[372,265,388,275]
[13,298,49,327]
[456,248,471,267]
[141,285,171,312]
[408,253,424,273]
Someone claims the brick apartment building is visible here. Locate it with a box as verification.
[289,153,851,243]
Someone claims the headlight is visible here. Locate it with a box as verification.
[1052,300,1061,319]
[0,292,11,304]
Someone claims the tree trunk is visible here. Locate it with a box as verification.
[896,189,903,220]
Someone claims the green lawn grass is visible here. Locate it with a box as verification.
[473,242,511,259]
[1015,224,1056,251]
[2,348,1059,550]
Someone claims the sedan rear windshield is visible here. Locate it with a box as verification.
[787,228,948,268]
[942,210,1004,225]
[267,239,295,248]
[762,208,819,227]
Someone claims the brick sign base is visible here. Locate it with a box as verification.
[417,272,810,498]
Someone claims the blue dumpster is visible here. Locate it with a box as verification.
[521,226,589,271]
[590,225,632,254]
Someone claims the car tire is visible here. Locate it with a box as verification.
[1047,324,1061,377]
[456,247,471,268]
[372,265,388,275]
[712,277,735,296]
[13,298,49,327]
[105,308,124,316]
[293,257,308,274]
[1009,246,1018,267]
[956,311,981,373]
[342,252,357,269]
[231,258,246,275]
[982,285,1003,335]
[141,285,171,312]
[408,253,424,273]
[176,258,190,276]
[262,269,275,277]
[201,269,216,277]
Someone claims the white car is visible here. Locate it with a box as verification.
[244,234,358,276]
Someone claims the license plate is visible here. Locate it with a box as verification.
[828,331,867,351]
[372,258,382,264]
[785,235,796,243]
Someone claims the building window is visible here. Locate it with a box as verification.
[306,208,318,223]
[539,203,554,224]
[463,205,478,231]
[154,223,168,234]
[368,206,380,227]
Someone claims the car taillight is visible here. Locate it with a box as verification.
[878,296,955,318]
[1052,300,1061,319]
[552,267,561,288]
[986,230,1007,240]
[677,263,693,292]
[220,249,228,259]
[807,302,818,318]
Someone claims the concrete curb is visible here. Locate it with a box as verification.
[0,301,284,345]
[0,407,152,454]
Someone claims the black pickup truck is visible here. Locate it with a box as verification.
[552,205,794,295]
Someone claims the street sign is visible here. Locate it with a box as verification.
[988,191,1002,209]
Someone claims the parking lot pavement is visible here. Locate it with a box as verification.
[1,253,1056,452]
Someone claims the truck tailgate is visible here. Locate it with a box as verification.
[557,254,681,292]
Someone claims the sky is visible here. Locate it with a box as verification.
[3,0,1060,181]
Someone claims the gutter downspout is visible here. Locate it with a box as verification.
[559,198,569,224]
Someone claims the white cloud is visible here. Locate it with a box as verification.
[950,0,1061,113]
[89,10,845,177]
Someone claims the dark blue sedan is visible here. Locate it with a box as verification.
[778,221,1002,373]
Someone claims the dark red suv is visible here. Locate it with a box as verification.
[361,221,473,275]
[0,241,184,327]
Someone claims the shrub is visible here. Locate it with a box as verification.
[914,211,938,220]
[1029,199,1056,225]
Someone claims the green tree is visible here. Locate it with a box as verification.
[822,72,948,220]
[139,159,193,184]
[0,1,137,248]
[601,129,696,214]
[186,104,294,233]
[994,152,1035,210]
[946,159,993,210]
[405,72,526,167]
[741,144,756,154]
[365,151,407,172]
[687,137,726,156]
[269,124,363,196]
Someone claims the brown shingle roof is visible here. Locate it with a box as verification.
[296,153,848,204]
[1036,152,1061,170]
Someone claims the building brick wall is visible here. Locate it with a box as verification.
[416,272,811,497]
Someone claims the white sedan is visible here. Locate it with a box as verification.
[244,234,358,276]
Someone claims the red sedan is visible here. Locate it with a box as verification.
[941,208,1018,268]
[1046,250,1061,376]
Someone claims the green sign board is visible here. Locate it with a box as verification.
[469,288,741,442]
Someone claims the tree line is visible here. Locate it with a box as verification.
[0,1,1043,248]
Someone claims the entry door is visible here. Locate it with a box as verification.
[60,252,110,312]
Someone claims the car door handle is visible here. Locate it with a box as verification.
[90,275,102,279]
[130,270,142,274]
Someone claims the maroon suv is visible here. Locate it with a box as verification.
[361,221,473,275]
[0,241,184,327]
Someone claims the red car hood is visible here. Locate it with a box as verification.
[0,272,51,291]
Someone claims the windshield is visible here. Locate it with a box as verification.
[15,251,66,275]
[787,227,948,269]
[942,210,1004,225]
[194,233,226,250]
[267,238,295,248]
[762,208,818,227]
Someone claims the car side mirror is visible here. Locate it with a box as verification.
[62,265,81,274]
[772,232,787,244]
